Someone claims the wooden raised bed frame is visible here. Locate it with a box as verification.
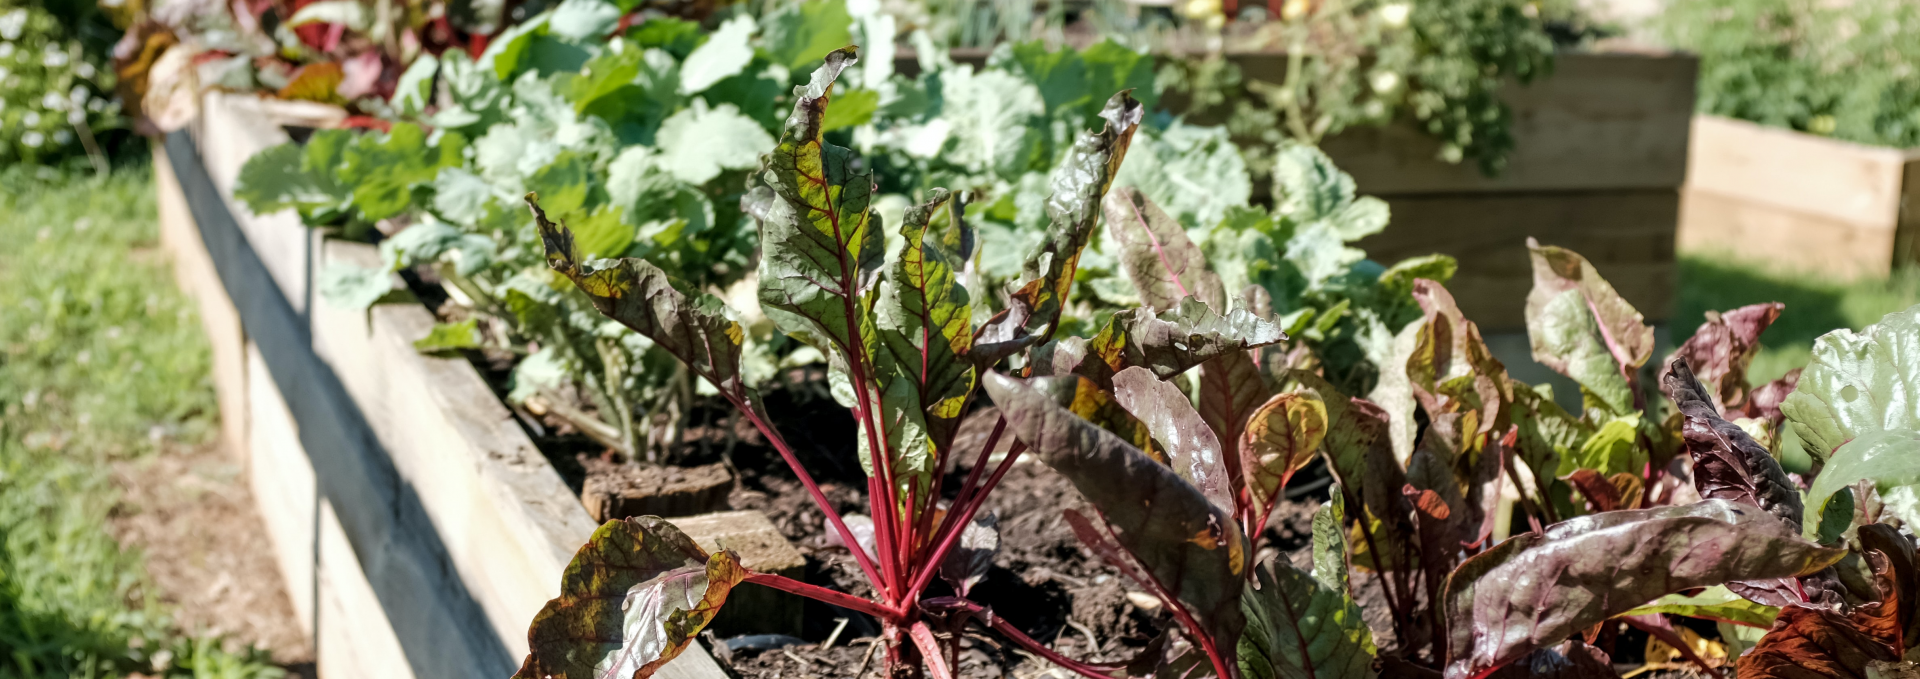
[155,91,728,679]
[1678,115,1920,278]
[155,47,1698,672]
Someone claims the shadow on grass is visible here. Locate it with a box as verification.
[1675,252,1920,380]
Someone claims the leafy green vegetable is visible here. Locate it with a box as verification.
[1781,303,1920,464]
[1237,558,1377,679]
[412,320,483,356]
[513,517,745,679]
[1444,500,1847,679]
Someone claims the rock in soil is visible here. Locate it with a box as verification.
[668,510,807,637]
[108,443,314,676]
[578,455,732,521]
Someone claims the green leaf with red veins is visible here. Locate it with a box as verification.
[1198,347,1272,464]
[1237,558,1378,679]
[1409,279,1511,439]
[1241,392,1329,521]
[1104,186,1226,313]
[1442,500,1848,679]
[514,517,747,679]
[984,372,1249,656]
[755,47,884,359]
[1523,241,1650,416]
[1290,371,1415,571]
[874,188,976,468]
[1114,366,1233,512]
[999,92,1145,342]
[532,197,750,401]
[1078,297,1288,389]
[1676,303,1783,410]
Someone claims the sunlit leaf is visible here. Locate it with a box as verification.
[1237,558,1377,679]
[1781,303,1920,464]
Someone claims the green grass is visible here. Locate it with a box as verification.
[1674,252,1920,382]
[0,165,283,679]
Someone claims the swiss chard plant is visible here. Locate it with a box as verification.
[511,44,1920,679]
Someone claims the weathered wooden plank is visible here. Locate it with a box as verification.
[157,142,249,460]
[162,120,730,679]
[164,130,519,679]
[1318,52,1698,194]
[1685,115,1914,227]
[191,92,343,317]
[1678,186,1899,278]
[1358,189,1678,331]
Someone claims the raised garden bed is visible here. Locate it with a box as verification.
[154,91,731,679]
[1678,114,1920,278]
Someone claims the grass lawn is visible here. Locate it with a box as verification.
[0,166,284,679]
[1674,252,1920,382]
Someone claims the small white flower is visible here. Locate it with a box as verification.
[67,109,84,124]
[0,66,11,81]
[22,130,43,146]
[1371,70,1401,94]
[1379,2,1411,27]
[69,85,86,103]
[0,9,25,41]
[22,110,38,126]
[87,97,104,112]
[52,128,70,144]
[76,61,93,78]
[43,50,68,68]
[0,43,13,59]
[42,91,64,109]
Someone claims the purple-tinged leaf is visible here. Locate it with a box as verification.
[985,372,1248,654]
[1659,356,1805,530]
[874,188,976,465]
[1856,523,1919,652]
[938,510,999,598]
[1241,392,1329,524]
[1076,297,1287,388]
[532,197,749,402]
[1442,500,1847,679]
[1001,92,1145,342]
[1485,641,1618,679]
[1115,366,1234,511]
[1524,238,1655,373]
[1291,371,1416,573]
[1734,368,1801,429]
[1104,186,1226,313]
[1409,279,1511,439]
[514,517,747,679]
[1198,349,1272,493]
[1677,303,1783,411]
[1738,546,1905,679]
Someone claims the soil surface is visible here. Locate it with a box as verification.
[108,443,315,676]
[720,399,1328,679]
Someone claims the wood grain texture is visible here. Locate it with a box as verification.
[1685,116,1918,227]
[156,142,250,461]
[1679,187,1900,278]
[158,98,731,679]
[1319,52,1698,194]
[1358,190,1678,331]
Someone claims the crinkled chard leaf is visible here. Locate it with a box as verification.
[1660,356,1805,530]
[1077,298,1287,388]
[1524,239,1654,372]
[1442,500,1848,679]
[1002,91,1144,341]
[1409,279,1511,439]
[984,372,1248,651]
[532,197,750,401]
[1312,488,1350,595]
[514,516,747,679]
[755,47,883,355]
[1241,392,1329,522]
[1290,371,1414,572]
[1237,558,1378,679]
[1739,545,1906,679]
[1105,186,1226,313]
[874,188,977,464]
[1676,303,1783,410]
[1781,303,1920,464]
[1114,366,1234,511]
